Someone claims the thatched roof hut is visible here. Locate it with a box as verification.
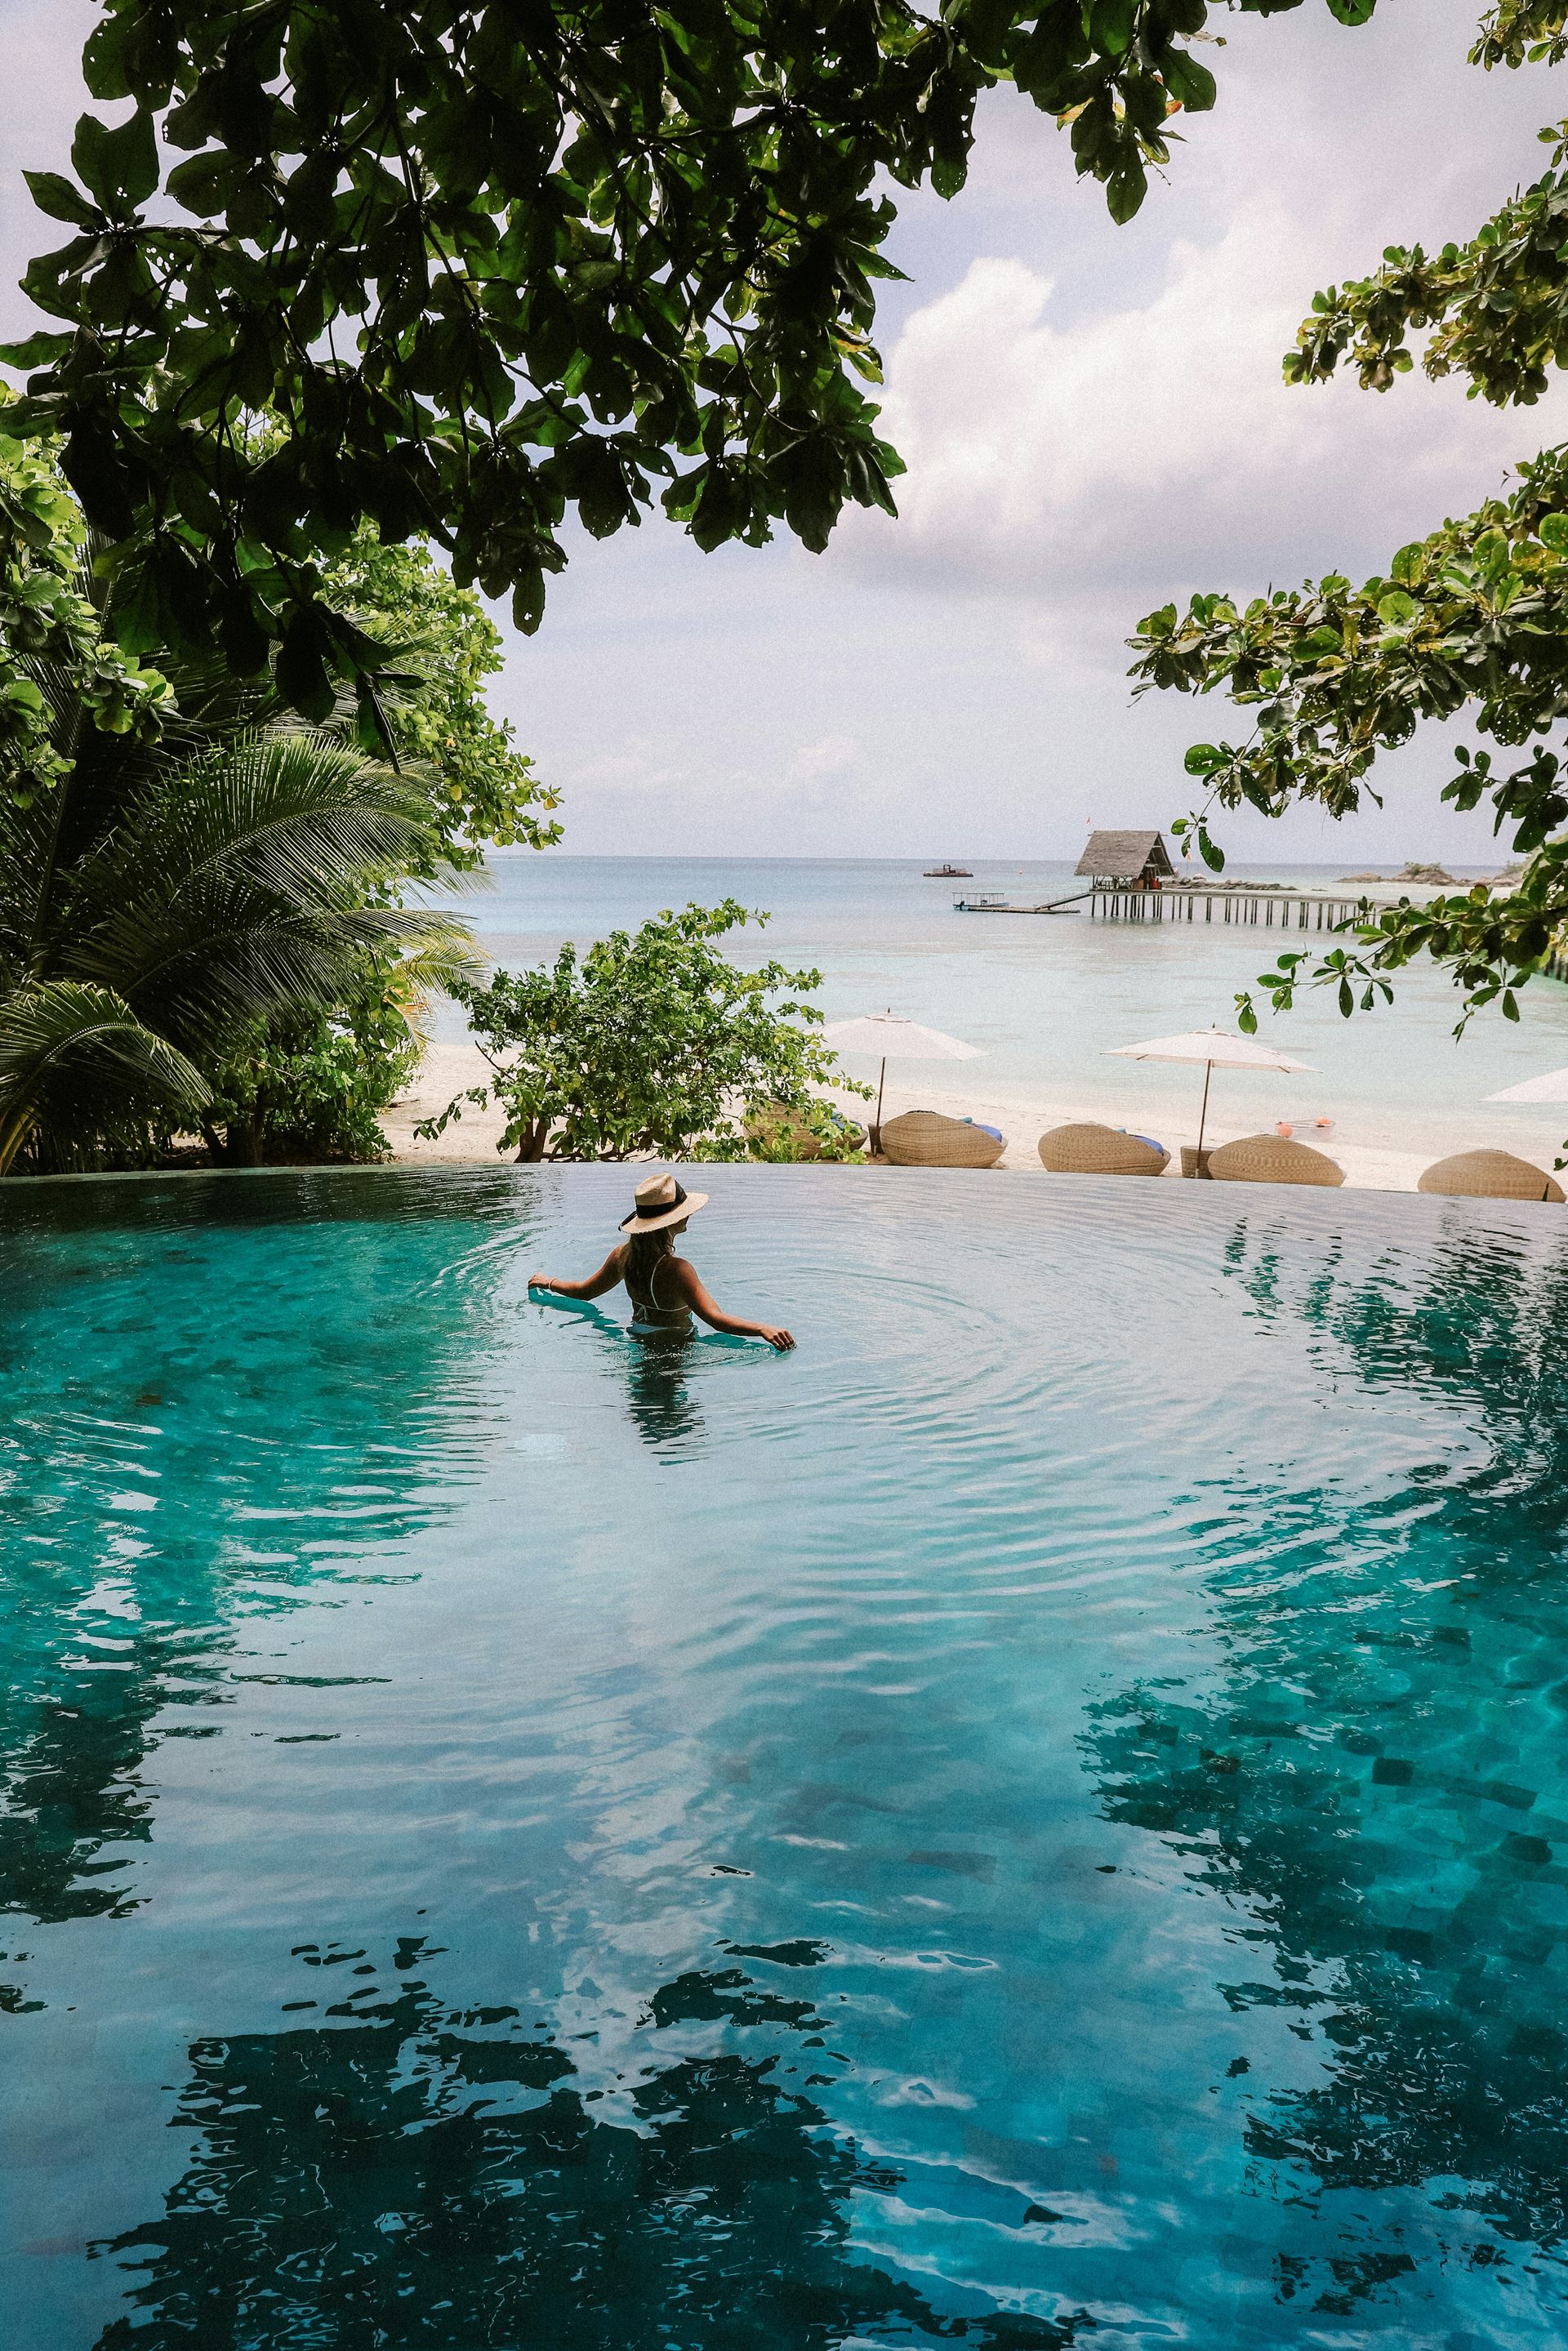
[1075,830,1176,884]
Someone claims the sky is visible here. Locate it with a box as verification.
[4,0,1566,864]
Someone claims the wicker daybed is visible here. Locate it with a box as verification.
[879,1110,1005,1168]
[1208,1133,1344,1187]
[1418,1148,1565,1203]
[1036,1123,1169,1177]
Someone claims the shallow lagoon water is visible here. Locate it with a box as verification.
[4,1167,1568,2348]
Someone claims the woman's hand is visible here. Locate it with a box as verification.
[756,1325,795,1352]
[527,1273,553,1293]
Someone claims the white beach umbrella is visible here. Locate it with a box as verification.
[821,1010,982,1149]
[1107,1026,1317,1157]
[1486,1069,1568,1103]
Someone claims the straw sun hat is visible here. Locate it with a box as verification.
[618,1170,710,1236]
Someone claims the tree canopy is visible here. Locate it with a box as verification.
[1129,4,1568,1043]
[0,701,476,1174]
[1,0,1370,725]
[0,426,517,1173]
[0,403,555,841]
[0,408,171,807]
[320,526,559,865]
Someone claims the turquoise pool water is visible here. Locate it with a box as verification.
[4,1168,1568,2349]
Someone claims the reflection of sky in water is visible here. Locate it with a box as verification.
[4,1167,1568,2347]
[425,855,1568,1153]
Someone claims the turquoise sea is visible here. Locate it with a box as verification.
[6,1165,1568,2347]
[437,857,1568,1161]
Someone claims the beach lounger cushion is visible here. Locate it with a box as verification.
[880,1110,1005,1168]
[1417,1148,1565,1203]
[1208,1134,1344,1187]
[1036,1123,1169,1177]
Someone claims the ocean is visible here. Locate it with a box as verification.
[430,855,1568,1166]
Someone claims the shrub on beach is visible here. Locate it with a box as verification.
[420,902,869,1163]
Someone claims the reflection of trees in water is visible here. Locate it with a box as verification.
[1087,1218,1568,2314]
[91,1944,1082,2351]
[0,1176,513,1929]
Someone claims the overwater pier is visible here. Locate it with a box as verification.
[1089,886,1369,928]
[954,884,1370,927]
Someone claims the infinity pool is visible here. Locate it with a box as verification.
[4,1167,1568,2349]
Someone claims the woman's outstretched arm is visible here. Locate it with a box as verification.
[528,1249,626,1302]
[666,1258,795,1351]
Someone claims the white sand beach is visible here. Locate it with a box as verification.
[384,1037,1568,1193]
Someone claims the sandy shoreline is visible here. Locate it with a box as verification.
[384,1039,1568,1193]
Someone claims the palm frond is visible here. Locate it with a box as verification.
[60,730,460,1005]
[89,732,434,928]
[0,982,209,1174]
[70,895,479,1055]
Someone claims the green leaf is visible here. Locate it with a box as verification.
[21,171,100,229]
[0,329,75,370]
[1161,51,1217,113]
[71,109,158,214]
[1089,0,1138,60]
[275,608,337,723]
[167,149,247,217]
[81,16,135,101]
[1104,159,1147,226]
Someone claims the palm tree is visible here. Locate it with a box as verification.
[0,657,479,1175]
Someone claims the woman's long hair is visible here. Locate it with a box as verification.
[626,1227,678,1286]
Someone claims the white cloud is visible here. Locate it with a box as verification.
[849,212,1561,615]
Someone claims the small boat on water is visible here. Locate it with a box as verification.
[955,894,1082,915]
[924,862,973,878]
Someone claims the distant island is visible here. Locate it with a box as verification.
[1339,862,1463,886]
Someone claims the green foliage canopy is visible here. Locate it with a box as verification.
[421,900,864,1160]
[322,528,559,865]
[0,416,555,858]
[0,429,546,1169]
[1129,7,1568,1039]
[199,960,438,1165]
[0,409,171,806]
[2,0,1368,721]
[0,673,477,1173]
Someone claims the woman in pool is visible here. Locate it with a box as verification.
[528,1172,795,1351]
